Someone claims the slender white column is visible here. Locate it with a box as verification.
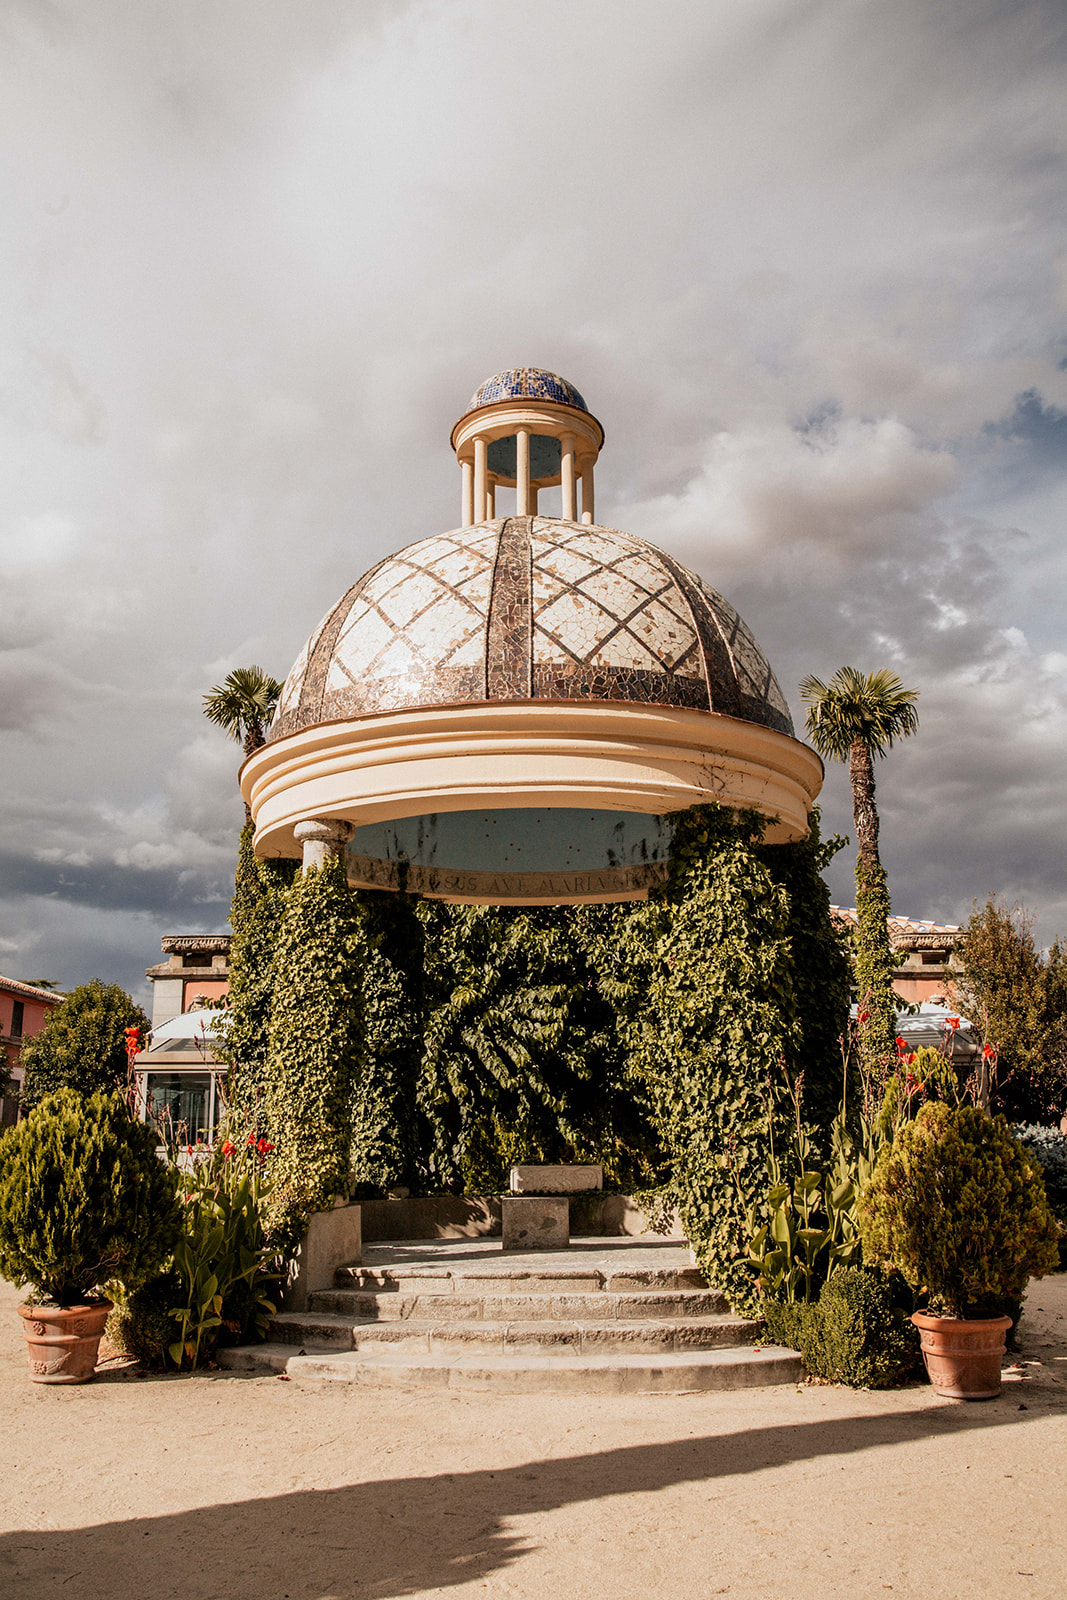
[474,436,488,522]
[516,428,530,515]
[293,817,352,873]
[461,458,474,527]
[486,478,496,518]
[580,460,595,524]
[561,432,576,520]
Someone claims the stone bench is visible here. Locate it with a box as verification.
[502,1166,603,1251]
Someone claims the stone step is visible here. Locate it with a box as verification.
[217,1342,802,1394]
[334,1264,708,1295]
[268,1311,759,1356]
[308,1287,730,1322]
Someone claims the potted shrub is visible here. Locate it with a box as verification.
[859,1102,1059,1398]
[0,1089,182,1384]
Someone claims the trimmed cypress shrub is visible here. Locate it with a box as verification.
[0,1089,182,1305]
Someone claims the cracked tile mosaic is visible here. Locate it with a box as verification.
[466,368,588,415]
[268,516,795,740]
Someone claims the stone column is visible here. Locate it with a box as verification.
[516,427,530,515]
[580,459,595,525]
[461,458,474,527]
[474,436,488,522]
[293,817,352,873]
[486,478,496,518]
[561,432,576,520]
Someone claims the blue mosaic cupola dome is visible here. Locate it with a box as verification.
[466,367,588,415]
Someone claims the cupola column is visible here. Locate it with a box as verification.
[561,432,577,520]
[461,458,474,527]
[293,818,352,873]
[486,478,496,518]
[516,427,531,515]
[474,437,488,522]
[580,458,595,524]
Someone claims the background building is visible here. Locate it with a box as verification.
[0,976,62,1125]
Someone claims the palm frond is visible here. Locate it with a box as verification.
[203,666,283,751]
[799,666,919,762]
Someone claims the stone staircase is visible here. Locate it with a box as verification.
[218,1239,801,1394]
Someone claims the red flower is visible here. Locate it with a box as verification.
[858,1010,870,1025]
[220,1139,235,1158]
[982,1044,996,1060]
[247,1133,256,1147]
[895,1036,907,1051]
[256,1137,274,1156]
[946,1016,961,1030]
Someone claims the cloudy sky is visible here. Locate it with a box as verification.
[2,0,1066,1001]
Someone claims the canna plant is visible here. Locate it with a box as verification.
[167,1128,281,1369]
[746,1094,879,1304]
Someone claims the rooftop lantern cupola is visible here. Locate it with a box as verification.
[451,367,605,525]
[241,367,823,905]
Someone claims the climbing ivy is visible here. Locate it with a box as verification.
[854,855,899,1076]
[218,822,297,1125]
[261,853,366,1244]
[761,810,853,1140]
[349,890,425,1193]
[603,805,848,1317]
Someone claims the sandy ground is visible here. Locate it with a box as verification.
[0,1273,1065,1600]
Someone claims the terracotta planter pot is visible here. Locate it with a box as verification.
[911,1310,1012,1400]
[17,1301,112,1385]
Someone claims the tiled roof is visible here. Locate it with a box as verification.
[270,520,793,740]
[831,907,960,943]
[0,975,63,1003]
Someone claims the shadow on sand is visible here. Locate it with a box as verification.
[0,1397,1046,1599]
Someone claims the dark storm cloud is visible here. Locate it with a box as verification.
[1,0,1066,988]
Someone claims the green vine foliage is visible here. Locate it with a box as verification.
[261,853,366,1244]
[604,805,849,1317]
[853,855,899,1076]
[417,901,659,1195]
[219,822,297,1125]
[349,890,425,1193]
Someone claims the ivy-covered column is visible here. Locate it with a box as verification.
[221,822,297,1125]
[262,824,366,1244]
[349,889,425,1193]
[608,804,851,1317]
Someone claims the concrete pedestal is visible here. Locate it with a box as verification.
[501,1195,569,1251]
[285,1202,362,1310]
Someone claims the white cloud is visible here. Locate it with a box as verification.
[0,0,1065,986]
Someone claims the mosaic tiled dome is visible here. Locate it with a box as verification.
[465,368,588,415]
[270,518,793,742]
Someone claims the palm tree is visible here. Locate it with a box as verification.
[203,666,282,759]
[799,667,919,1068]
[799,667,919,870]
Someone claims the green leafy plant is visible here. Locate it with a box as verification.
[18,980,149,1108]
[605,805,850,1317]
[746,1091,878,1304]
[166,1130,281,1369]
[860,1102,1060,1316]
[0,1089,181,1306]
[766,1267,920,1388]
[262,852,367,1245]
[418,900,655,1195]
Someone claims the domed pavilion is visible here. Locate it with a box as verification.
[242,368,822,903]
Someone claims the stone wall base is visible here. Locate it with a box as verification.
[359,1193,682,1242]
[284,1201,362,1311]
